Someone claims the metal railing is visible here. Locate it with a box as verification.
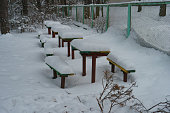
[55,1,170,38]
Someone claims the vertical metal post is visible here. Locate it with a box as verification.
[62,6,64,18]
[91,5,94,28]
[76,6,78,21]
[68,6,70,17]
[83,6,85,24]
[127,4,131,38]
[58,6,59,16]
[106,5,109,31]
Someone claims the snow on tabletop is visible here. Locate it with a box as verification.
[51,25,71,32]
[44,21,61,27]
[107,52,135,70]
[45,56,74,74]
[71,39,110,51]
[59,29,83,39]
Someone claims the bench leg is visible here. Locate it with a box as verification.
[123,72,127,82]
[62,40,64,47]
[72,48,75,59]
[52,70,57,79]
[111,64,115,73]
[82,55,86,76]
[58,37,61,47]
[48,28,51,34]
[67,42,70,57]
[61,76,65,88]
[42,43,44,48]
[52,31,55,38]
[92,56,97,83]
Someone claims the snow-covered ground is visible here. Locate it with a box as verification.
[0,22,170,113]
[1,3,170,113]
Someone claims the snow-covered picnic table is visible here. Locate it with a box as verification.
[58,30,83,57]
[71,39,110,83]
[51,24,71,38]
[44,21,61,34]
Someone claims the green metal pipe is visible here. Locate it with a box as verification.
[127,4,131,38]
[91,5,94,28]
[62,6,64,17]
[76,6,78,21]
[106,5,109,31]
[68,5,70,17]
[83,6,85,24]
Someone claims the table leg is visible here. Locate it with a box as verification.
[52,31,55,38]
[58,37,61,47]
[48,28,51,34]
[82,55,86,76]
[67,42,70,57]
[72,48,75,59]
[62,40,64,47]
[92,56,97,83]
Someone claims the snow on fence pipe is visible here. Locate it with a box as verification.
[83,6,85,24]
[127,4,131,38]
[91,5,94,28]
[106,5,109,31]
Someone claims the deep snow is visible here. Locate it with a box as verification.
[0,23,170,112]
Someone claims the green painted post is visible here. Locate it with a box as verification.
[127,4,131,38]
[83,6,85,24]
[76,6,78,21]
[91,5,94,28]
[62,6,64,18]
[68,6,70,17]
[106,5,109,31]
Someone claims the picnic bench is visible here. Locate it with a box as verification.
[45,56,74,88]
[39,35,52,47]
[71,39,110,83]
[107,53,135,82]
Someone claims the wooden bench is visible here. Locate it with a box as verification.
[40,36,50,47]
[107,57,135,82]
[45,56,74,88]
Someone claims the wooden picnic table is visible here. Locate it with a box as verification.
[71,43,110,83]
[59,36,83,57]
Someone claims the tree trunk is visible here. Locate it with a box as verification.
[159,4,166,17]
[137,0,142,12]
[95,0,100,18]
[84,0,92,19]
[0,0,10,34]
[36,0,41,12]
[22,0,28,16]
[60,0,67,16]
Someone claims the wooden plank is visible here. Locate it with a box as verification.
[46,63,74,76]
[107,58,129,73]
